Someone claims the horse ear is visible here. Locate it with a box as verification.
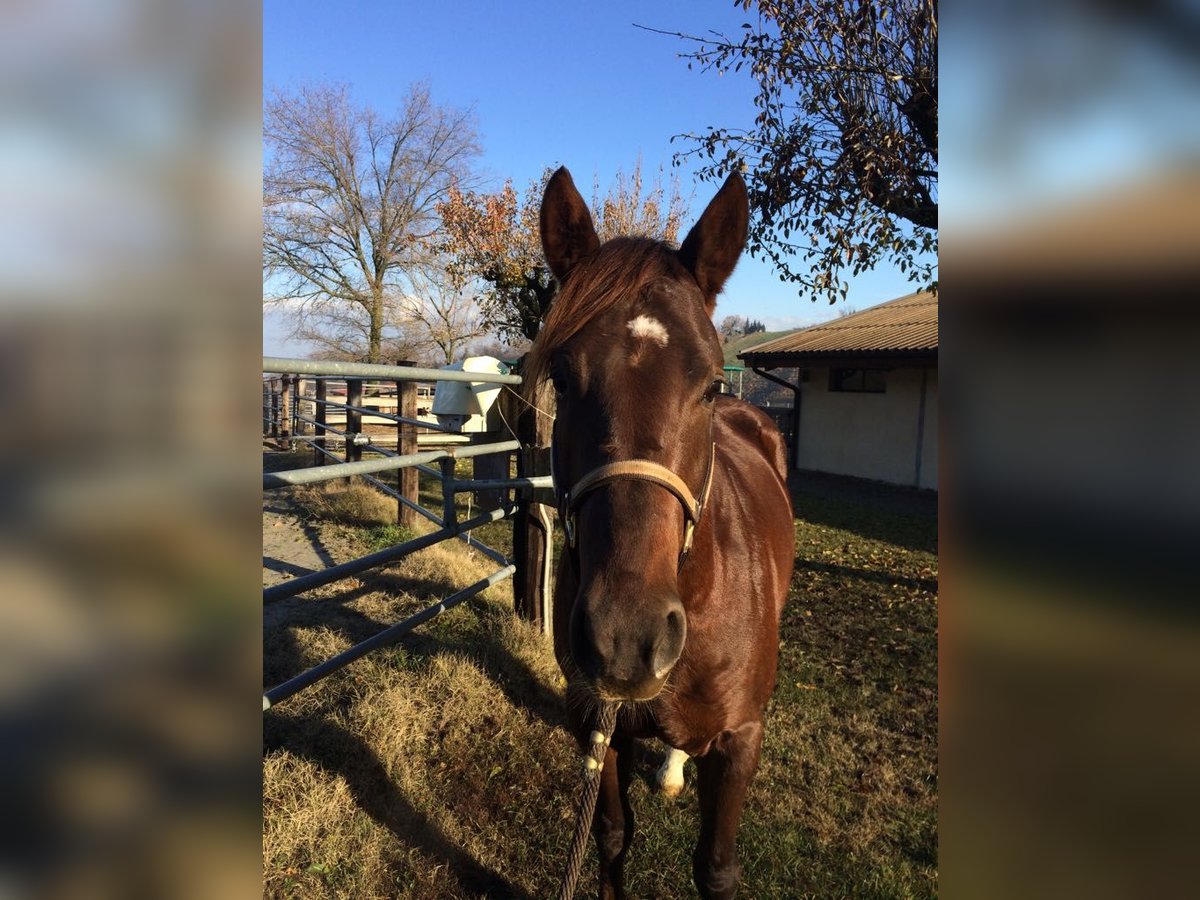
[540,167,601,284]
[677,172,749,316]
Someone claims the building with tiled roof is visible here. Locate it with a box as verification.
[738,291,938,489]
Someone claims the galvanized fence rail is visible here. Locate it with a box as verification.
[262,357,552,710]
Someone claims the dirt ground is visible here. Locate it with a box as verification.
[262,484,363,592]
[262,449,380,592]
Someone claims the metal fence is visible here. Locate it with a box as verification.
[262,357,553,711]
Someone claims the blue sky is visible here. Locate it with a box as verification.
[263,0,931,356]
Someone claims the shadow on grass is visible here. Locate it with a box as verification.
[265,713,530,899]
[794,558,939,594]
[788,471,937,554]
[263,584,560,897]
[263,449,314,473]
[264,572,565,732]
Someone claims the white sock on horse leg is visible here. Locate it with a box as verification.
[656,747,689,797]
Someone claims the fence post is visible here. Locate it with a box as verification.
[345,378,363,484]
[262,381,270,437]
[396,361,419,529]
[295,377,307,439]
[440,456,457,529]
[512,375,555,632]
[270,380,280,441]
[313,378,328,466]
[470,432,507,509]
[280,375,293,448]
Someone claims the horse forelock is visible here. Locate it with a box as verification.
[525,237,675,400]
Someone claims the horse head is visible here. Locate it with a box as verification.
[533,166,748,701]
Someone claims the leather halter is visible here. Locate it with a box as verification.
[554,414,717,571]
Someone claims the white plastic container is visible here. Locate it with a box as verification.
[431,356,510,433]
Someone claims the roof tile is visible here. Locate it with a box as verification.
[740,290,937,358]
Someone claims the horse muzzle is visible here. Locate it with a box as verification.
[572,593,687,701]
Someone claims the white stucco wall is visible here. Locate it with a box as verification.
[917,368,937,490]
[793,365,938,490]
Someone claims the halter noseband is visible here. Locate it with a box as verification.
[554,417,717,571]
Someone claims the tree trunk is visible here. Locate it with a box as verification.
[368,296,384,363]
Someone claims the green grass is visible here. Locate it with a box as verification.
[413,457,519,560]
[263,474,937,899]
[361,523,419,552]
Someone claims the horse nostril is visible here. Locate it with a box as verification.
[651,606,687,679]
[571,609,607,682]
[665,607,684,640]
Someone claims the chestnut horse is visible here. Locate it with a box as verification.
[530,168,794,899]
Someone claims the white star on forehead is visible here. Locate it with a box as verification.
[626,315,669,347]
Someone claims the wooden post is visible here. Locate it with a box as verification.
[439,456,458,529]
[396,361,419,529]
[270,380,280,441]
[291,376,301,446]
[294,376,307,441]
[280,376,293,448]
[262,382,270,437]
[345,378,363,484]
[470,432,508,509]
[313,378,328,466]
[511,375,555,632]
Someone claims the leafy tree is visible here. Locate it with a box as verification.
[264,82,481,362]
[437,174,550,344]
[438,161,686,342]
[745,318,766,335]
[648,0,937,303]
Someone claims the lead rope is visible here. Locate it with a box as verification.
[557,701,621,900]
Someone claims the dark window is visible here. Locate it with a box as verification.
[829,368,887,393]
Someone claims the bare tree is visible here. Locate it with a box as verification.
[402,266,489,365]
[264,82,481,362]
[469,336,532,361]
[719,314,748,342]
[591,160,688,243]
[285,295,429,363]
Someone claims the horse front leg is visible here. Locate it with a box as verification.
[692,721,764,900]
[592,731,635,900]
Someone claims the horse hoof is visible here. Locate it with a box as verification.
[657,748,688,798]
[659,777,684,798]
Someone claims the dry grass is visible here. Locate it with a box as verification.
[263,473,937,898]
[263,520,573,898]
[292,481,400,528]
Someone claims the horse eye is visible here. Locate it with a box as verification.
[702,379,725,403]
[549,360,568,395]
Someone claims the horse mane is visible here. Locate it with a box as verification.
[525,237,673,398]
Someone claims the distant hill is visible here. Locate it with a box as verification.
[722,329,793,368]
[721,328,802,406]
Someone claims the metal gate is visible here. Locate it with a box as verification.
[262,357,552,710]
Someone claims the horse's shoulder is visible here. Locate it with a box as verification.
[714,397,788,482]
